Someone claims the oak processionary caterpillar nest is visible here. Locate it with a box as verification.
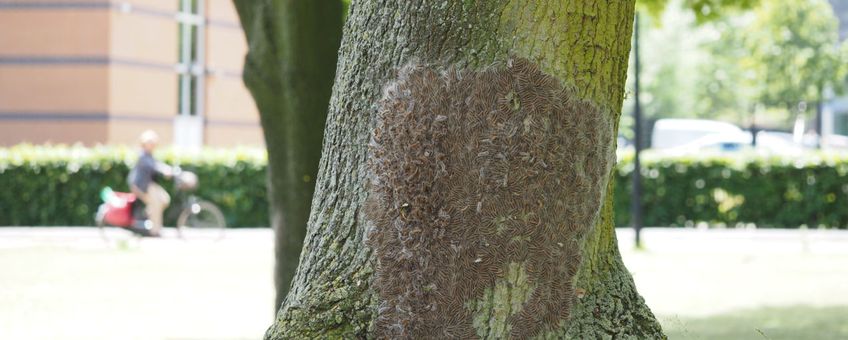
[366,58,615,339]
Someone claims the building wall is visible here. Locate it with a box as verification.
[107,2,178,145]
[0,0,261,147]
[203,0,261,147]
[0,4,111,144]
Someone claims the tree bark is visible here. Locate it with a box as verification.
[233,0,344,311]
[266,1,665,338]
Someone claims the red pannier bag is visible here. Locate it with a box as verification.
[102,191,137,227]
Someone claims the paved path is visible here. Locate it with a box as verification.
[0,227,274,340]
[2,227,847,339]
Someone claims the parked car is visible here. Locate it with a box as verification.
[650,118,807,156]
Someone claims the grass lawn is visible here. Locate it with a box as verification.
[620,228,848,340]
[662,306,848,340]
[1,227,846,339]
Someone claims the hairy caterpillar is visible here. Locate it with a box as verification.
[366,58,615,339]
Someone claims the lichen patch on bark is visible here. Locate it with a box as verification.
[469,262,535,339]
[366,58,616,339]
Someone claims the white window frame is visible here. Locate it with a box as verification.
[177,0,205,117]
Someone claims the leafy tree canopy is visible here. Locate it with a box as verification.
[624,0,847,132]
[638,0,759,22]
[743,0,845,107]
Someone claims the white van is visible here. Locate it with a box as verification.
[650,118,805,155]
[651,119,745,150]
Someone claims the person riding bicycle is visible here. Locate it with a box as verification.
[128,130,173,237]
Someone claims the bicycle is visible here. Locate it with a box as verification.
[95,167,226,241]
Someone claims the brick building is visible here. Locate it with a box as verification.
[0,0,261,147]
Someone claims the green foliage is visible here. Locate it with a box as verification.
[743,0,845,107]
[626,0,846,131]
[0,145,267,227]
[615,151,848,228]
[624,5,710,124]
[693,15,756,125]
[622,0,760,134]
[694,0,846,127]
[5,145,848,229]
[637,0,758,23]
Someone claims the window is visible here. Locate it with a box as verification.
[835,110,848,136]
[177,0,205,117]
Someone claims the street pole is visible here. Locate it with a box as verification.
[632,12,644,248]
[816,84,824,149]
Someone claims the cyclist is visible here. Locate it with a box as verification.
[128,130,173,237]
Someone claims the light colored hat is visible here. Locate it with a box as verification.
[139,130,159,144]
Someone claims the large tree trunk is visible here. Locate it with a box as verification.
[233,0,344,311]
[266,1,664,338]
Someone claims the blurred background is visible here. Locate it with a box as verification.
[1,0,848,339]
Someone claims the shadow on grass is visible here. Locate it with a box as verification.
[662,305,848,340]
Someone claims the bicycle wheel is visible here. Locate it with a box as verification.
[96,204,112,241]
[96,204,137,244]
[176,200,226,240]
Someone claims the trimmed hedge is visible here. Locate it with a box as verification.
[2,145,848,228]
[614,151,848,229]
[0,145,267,227]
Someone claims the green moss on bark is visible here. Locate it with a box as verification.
[265,265,375,339]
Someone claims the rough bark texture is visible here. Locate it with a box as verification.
[233,0,344,311]
[266,1,665,339]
